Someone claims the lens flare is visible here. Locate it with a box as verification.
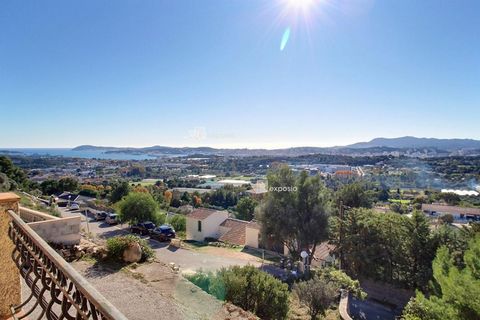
[287,0,315,10]
[280,27,291,51]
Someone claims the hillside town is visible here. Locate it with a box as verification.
[1,150,479,319]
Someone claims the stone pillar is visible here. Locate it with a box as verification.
[0,192,20,319]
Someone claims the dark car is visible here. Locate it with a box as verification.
[93,211,108,221]
[105,213,120,225]
[130,221,156,235]
[151,225,176,241]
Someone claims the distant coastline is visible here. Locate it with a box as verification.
[0,148,157,160]
[3,136,480,160]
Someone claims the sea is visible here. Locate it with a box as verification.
[0,148,158,160]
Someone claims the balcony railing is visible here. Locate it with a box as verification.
[7,209,128,320]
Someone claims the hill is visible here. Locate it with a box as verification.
[347,136,480,150]
[72,137,480,157]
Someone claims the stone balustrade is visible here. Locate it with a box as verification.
[0,192,127,320]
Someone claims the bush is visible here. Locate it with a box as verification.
[185,270,226,300]
[316,268,367,299]
[176,231,186,239]
[79,188,98,198]
[294,278,338,320]
[118,192,158,224]
[106,235,154,262]
[186,265,289,319]
[152,211,166,226]
[294,268,366,320]
[169,214,186,231]
[439,214,454,224]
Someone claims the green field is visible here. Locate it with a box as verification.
[135,179,161,186]
[388,199,411,204]
[217,175,257,181]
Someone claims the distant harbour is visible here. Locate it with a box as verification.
[0,148,158,160]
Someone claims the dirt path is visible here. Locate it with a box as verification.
[151,241,262,274]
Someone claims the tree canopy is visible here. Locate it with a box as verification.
[110,180,130,203]
[0,156,28,190]
[58,177,78,192]
[258,165,330,259]
[235,196,257,221]
[403,236,480,320]
[330,209,436,288]
[335,182,373,208]
[118,192,158,224]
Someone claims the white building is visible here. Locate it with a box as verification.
[422,204,480,223]
[186,208,260,247]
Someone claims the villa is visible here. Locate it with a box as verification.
[186,208,261,247]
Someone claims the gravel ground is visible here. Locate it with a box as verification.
[70,260,253,320]
[150,241,263,274]
[71,260,185,320]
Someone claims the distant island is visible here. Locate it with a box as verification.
[72,136,480,158]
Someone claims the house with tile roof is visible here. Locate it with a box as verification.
[186,208,261,248]
[422,203,480,223]
[311,242,337,268]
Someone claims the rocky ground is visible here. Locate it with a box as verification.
[71,259,258,320]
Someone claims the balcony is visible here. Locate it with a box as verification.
[0,192,127,320]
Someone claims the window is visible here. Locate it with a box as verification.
[198,220,202,232]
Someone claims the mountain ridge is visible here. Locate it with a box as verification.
[72,137,480,157]
[347,136,480,150]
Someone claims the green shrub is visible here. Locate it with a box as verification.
[106,235,154,262]
[152,211,166,226]
[186,265,289,319]
[169,214,186,231]
[176,231,186,239]
[293,278,338,320]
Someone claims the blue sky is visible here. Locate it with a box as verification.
[0,0,479,148]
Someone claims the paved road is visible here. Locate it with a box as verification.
[60,207,282,275]
[59,207,130,238]
[349,297,400,320]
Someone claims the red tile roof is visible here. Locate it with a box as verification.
[187,208,224,220]
[312,242,336,266]
[247,220,261,230]
[219,218,248,245]
[334,170,354,175]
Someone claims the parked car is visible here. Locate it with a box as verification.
[105,213,120,225]
[151,225,176,241]
[70,202,80,210]
[130,221,156,235]
[93,211,108,221]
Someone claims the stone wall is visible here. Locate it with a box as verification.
[0,192,21,319]
[339,290,353,320]
[28,216,81,245]
[19,206,59,222]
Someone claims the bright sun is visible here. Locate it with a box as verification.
[287,0,315,10]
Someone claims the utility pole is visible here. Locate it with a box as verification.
[339,201,344,271]
[85,209,90,234]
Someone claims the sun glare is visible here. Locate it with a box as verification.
[287,0,315,10]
